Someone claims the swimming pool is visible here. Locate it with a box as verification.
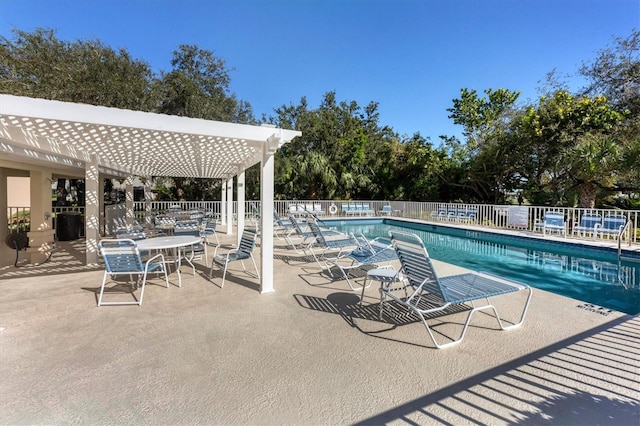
[321,218,640,315]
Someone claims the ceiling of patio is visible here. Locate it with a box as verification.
[0,95,300,178]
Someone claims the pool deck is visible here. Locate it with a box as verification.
[0,227,639,425]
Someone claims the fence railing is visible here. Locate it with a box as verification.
[6,200,639,245]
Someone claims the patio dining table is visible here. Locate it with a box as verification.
[136,235,202,287]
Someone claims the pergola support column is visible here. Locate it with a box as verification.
[225,177,233,235]
[259,140,277,294]
[144,177,153,228]
[220,179,227,225]
[125,175,134,227]
[85,156,100,265]
[237,170,245,245]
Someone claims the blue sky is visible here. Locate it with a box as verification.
[1,0,638,141]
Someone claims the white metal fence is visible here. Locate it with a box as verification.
[6,200,639,245]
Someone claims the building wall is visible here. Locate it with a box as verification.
[7,177,30,207]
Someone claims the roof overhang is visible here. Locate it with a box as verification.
[0,95,301,178]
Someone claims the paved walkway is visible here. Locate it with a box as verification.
[1,235,638,425]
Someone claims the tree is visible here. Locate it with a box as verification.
[518,91,626,207]
[0,28,156,110]
[580,29,640,115]
[446,88,521,202]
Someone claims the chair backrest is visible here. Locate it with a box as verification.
[382,205,392,213]
[237,228,258,259]
[288,214,309,237]
[602,215,626,230]
[202,219,217,231]
[273,211,286,227]
[544,212,565,226]
[174,220,200,237]
[389,231,445,301]
[313,203,324,212]
[115,226,146,240]
[155,216,176,227]
[99,239,144,273]
[579,214,602,228]
[306,217,327,246]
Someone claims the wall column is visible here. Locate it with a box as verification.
[0,168,7,248]
[26,170,55,263]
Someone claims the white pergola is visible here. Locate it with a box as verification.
[0,94,301,293]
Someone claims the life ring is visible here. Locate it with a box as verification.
[329,203,338,215]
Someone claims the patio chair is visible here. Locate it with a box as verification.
[115,226,146,240]
[273,211,294,238]
[305,216,361,272]
[209,227,260,288]
[595,215,627,240]
[174,220,207,271]
[533,211,566,236]
[313,203,325,215]
[289,204,306,216]
[202,220,220,257]
[458,208,477,223]
[430,206,447,221]
[331,235,397,291]
[379,205,392,216]
[98,238,169,306]
[361,203,375,216]
[380,231,532,349]
[283,214,316,252]
[447,207,458,221]
[572,214,602,238]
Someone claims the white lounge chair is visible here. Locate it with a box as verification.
[534,212,566,236]
[572,214,602,238]
[380,231,532,349]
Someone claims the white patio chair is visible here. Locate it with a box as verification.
[98,238,168,306]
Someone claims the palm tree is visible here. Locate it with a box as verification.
[296,152,337,199]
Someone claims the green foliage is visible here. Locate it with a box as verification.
[2,27,637,207]
[0,28,156,110]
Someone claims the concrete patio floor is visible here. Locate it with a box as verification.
[0,234,638,425]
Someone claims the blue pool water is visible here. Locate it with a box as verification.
[321,218,640,315]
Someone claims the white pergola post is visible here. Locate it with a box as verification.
[220,179,227,225]
[85,156,100,265]
[259,140,277,294]
[225,177,233,235]
[237,170,245,245]
[125,175,134,226]
[144,177,153,228]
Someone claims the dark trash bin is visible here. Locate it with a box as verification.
[56,212,81,241]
